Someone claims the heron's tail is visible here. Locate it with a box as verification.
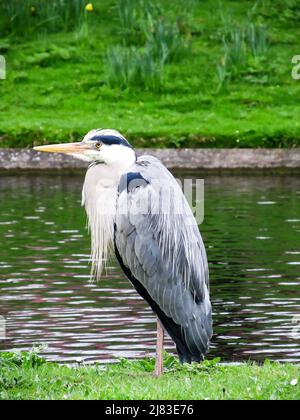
[155,304,213,364]
[130,273,212,362]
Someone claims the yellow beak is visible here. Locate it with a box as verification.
[34,142,90,154]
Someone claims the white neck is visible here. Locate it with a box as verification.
[98,144,136,176]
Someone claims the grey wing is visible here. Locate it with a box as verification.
[115,155,212,362]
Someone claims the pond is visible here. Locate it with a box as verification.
[0,172,299,363]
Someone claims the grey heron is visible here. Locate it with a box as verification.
[34,129,212,375]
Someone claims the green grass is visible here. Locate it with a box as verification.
[1,351,300,400]
[0,0,300,148]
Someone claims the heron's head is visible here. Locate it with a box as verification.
[34,129,136,169]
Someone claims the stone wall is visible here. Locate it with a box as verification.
[0,148,299,171]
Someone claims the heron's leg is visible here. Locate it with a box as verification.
[155,318,164,377]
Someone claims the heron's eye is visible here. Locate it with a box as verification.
[95,142,102,150]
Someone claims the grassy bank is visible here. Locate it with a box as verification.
[0,0,300,148]
[0,351,299,400]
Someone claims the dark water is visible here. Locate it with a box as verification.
[0,173,299,363]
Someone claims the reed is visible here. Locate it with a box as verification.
[143,18,187,63]
[106,45,164,90]
[109,0,188,90]
[0,0,86,36]
[216,7,270,90]
[246,23,268,57]
[117,0,141,45]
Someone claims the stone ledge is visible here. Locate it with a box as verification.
[0,148,299,170]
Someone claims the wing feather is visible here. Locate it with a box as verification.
[115,155,212,362]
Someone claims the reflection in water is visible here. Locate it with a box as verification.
[0,173,300,363]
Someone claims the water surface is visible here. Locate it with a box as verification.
[0,173,299,363]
